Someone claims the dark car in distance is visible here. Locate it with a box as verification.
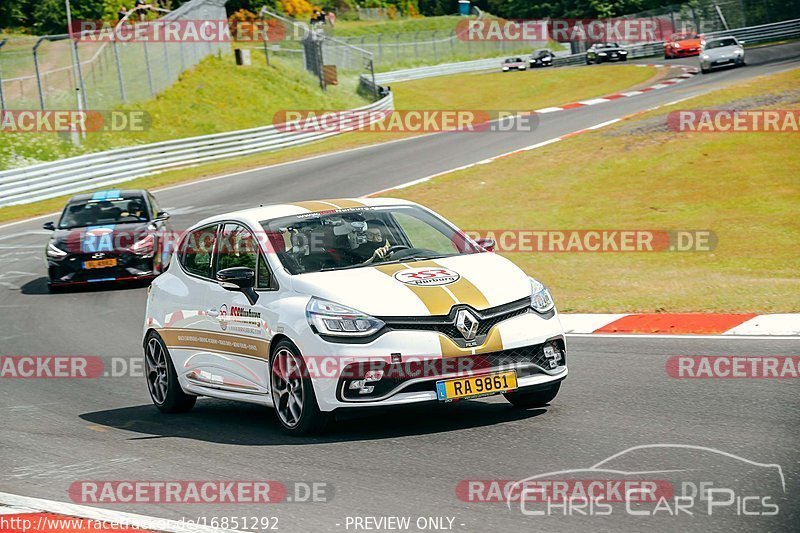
[586,42,628,64]
[529,49,555,68]
[43,189,172,291]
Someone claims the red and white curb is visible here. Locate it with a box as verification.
[532,65,698,114]
[560,313,800,336]
[369,67,699,197]
[0,492,240,533]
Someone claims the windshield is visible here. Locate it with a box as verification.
[706,38,737,49]
[671,33,698,40]
[260,205,479,275]
[58,197,150,229]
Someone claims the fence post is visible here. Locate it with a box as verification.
[143,41,156,96]
[0,39,6,112]
[33,38,47,110]
[163,41,171,85]
[74,41,88,109]
[414,31,419,58]
[112,38,126,102]
[432,31,437,61]
[396,33,400,60]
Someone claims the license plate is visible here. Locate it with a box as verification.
[84,258,117,269]
[436,371,517,401]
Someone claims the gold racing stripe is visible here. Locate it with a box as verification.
[374,261,503,355]
[326,198,366,208]
[414,260,491,311]
[373,263,457,315]
[158,328,270,361]
[288,200,339,212]
[289,199,366,212]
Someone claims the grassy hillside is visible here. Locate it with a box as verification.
[0,54,367,170]
[391,69,800,312]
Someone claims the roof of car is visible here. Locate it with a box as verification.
[191,197,421,228]
[69,189,147,203]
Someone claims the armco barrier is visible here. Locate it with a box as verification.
[0,93,393,207]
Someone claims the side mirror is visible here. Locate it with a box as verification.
[475,238,496,252]
[43,221,55,231]
[739,40,746,45]
[154,211,170,221]
[216,266,258,305]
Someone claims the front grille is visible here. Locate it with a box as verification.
[379,297,531,340]
[338,338,566,401]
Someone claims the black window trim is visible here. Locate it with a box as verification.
[177,223,220,283]
[213,220,280,292]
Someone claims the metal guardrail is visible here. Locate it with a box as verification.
[0,93,393,207]
[703,18,800,44]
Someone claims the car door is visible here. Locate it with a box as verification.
[200,221,280,396]
[159,223,220,374]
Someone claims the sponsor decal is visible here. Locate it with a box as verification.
[394,267,460,287]
[81,225,115,253]
[218,304,228,331]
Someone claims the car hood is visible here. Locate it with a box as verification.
[674,39,701,47]
[704,46,739,57]
[51,221,151,254]
[290,252,533,317]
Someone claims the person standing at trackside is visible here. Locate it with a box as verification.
[135,0,149,21]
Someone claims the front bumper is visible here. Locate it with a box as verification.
[48,253,155,285]
[299,309,567,412]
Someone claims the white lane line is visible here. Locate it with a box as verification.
[567,333,800,340]
[0,492,243,533]
[588,118,622,129]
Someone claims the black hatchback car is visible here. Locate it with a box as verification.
[529,49,555,67]
[43,189,172,290]
[585,42,628,64]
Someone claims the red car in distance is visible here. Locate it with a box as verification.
[664,32,703,59]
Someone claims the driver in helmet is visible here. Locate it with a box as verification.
[350,220,392,264]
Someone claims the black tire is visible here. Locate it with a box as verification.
[620,56,627,62]
[701,67,709,74]
[144,331,196,413]
[504,383,561,409]
[270,339,331,436]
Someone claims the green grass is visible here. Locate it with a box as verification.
[0,64,659,224]
[390,69,800,313]
[0,54,367,170]
[391,64,656,110]
[331,16,468,37]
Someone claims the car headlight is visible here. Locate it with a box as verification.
[619,50,627,54]
[529,278,555,314]
[673,43,680,48]
[735,48,743,55]
[47,243,68,258]
[130,234,154,256]
[598,52,607,56]
[701,54,710,60]
[306,297,385,337]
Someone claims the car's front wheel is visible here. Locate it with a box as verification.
[270,339,331,436]
[144,331,196,413]
[504,383,560,408]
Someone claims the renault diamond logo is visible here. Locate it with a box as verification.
[455,309,479,341]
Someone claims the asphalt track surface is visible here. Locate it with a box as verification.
[1,43,799,532]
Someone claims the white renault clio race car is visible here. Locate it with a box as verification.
[144,198,567,435]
